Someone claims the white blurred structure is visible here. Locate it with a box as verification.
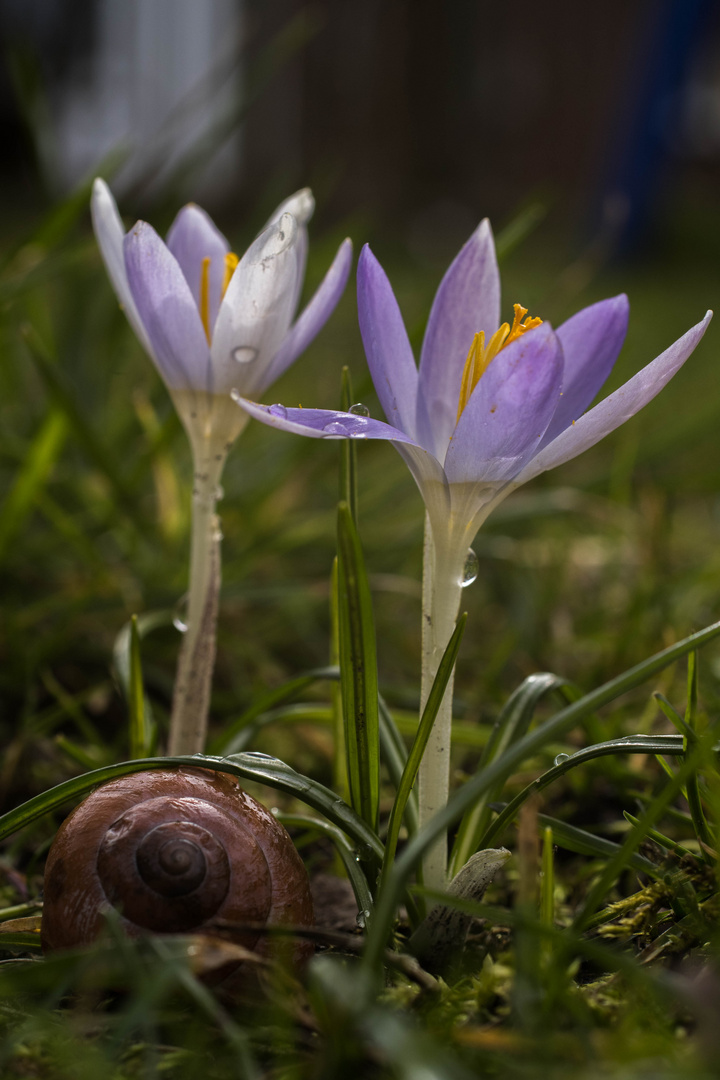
[51,0,243,198]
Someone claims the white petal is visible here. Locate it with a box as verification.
[210,213,300,396]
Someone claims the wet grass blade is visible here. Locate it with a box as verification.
[572,743,707,931]
[535,811,657,874]
[0,753,384,865]
[336,501,380,833]
[478,733,685,849]
[450,671,572,874]
[362,618,720,977]
[277,811,373,917]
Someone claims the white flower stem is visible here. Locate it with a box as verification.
[418,514,465,889]
[168,444,227,756]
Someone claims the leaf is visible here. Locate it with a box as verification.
[0,753,384,866]
[362,618,720,976]
[450,671,572,874]
[336,502,380,834]
[479,733,685,849]
[382,614,468,881]
[276,812,373,918]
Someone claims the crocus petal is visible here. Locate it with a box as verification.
[231,398,418,444]
[211,214,300,397]
[124,221,211,392]
[91,179,154,358]
[445,323,564,484]
[417,219,501,457]
[260,238,354,391]
[166,204,230,332]
[265,188,315,228]
[233,397,451,521]
[538,294,629,448]
[515,310,713,484]
[264,189,315,313]
[357,244,419,440]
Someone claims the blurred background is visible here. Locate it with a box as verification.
[2,0,720,810]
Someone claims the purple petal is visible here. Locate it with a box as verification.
[444,323,564,484]
[231,398,418,444]
[211,214,300,397]
[166,204,230,333]
[260,237,353,391]
[91,179,154,359]
[417,219,501,457]
[357,244,419,440]
[515,310,713,484]
[233,396,450,519]
[538,295,629,448]
[124,222,210,392]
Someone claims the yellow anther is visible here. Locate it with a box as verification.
[505,303,543,348]
[199,257,212,344]
[456,303,542,423]
[222,252,239,298]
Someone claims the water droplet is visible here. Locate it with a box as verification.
[243,751,277,761]
[349,403,370,417]
[322,421,351,439]
[232,346,258,364]
[554,753,570,766]
[461,548,479,587]
[269,404,288,419]
[355,909,371,930]
[172,594,188,634]
[349,430,368,439]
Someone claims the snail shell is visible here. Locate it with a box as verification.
[41,768,314,961]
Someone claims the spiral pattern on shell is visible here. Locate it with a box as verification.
[41,768,314,958]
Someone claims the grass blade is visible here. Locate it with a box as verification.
[479,733,685,849]
[450,671,571,874]
[0,753,385,865]
[381,614,467,882]
[336,501,380,833]
[276,812,373,917]
[362,618,720,977]
[127,616,149,759]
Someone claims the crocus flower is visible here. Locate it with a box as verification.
[91,179,352,758]
[234,219,711,886]
[91,179,353,460]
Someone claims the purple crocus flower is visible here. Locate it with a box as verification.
[91,178,353,758]
[91,178,353,457]
[234,219,712,886]
[235,221,710,568]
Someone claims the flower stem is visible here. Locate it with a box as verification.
[168,446,227,756]
[418,514,465,889]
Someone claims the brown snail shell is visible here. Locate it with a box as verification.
[41,768,314,962]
